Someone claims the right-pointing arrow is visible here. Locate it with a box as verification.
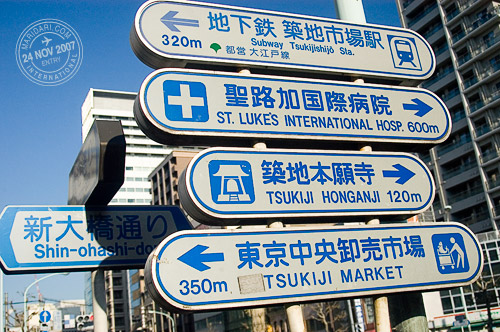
[382,164,416,185]
[178,244,224,272]
[403,98,433,117]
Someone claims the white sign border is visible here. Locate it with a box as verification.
[147,223,483,312]
[133,0,436,80]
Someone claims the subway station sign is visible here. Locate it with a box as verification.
[145,223,482,312]
[0,205,192,273]
[179,148,435,225]
[135,68,451,146]
[131,0,435,80]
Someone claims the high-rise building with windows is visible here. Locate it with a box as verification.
[397,0,499,233]
[396,0,500,324]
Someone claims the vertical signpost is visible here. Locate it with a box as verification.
[68,119,126,332]
[128,1,481,332]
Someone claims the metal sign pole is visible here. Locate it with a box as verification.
[268,219,306,332]
[256,137,306,332]
[91,270,107,332]
[333,1,391,331]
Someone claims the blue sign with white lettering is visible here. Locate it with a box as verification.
[132,0,435,80]
[0,205,192,274]
[136,69,451,148]
[179,147,435,225]
[145,223,483,312]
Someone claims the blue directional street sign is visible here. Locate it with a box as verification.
[40,310,51,323]
[134,69,451,148]
[178,147,435,225]
[145,223,483,312]
[0,205,192,274]
[131,0,435,80]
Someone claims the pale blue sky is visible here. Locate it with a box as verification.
[0,0,401,312]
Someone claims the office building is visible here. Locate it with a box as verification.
[149,150,200,207]
[397,0,500,326]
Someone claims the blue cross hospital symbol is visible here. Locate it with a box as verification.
[163,80,209,122]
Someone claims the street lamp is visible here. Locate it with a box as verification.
[23,272,70,332]
[148,310,175,332]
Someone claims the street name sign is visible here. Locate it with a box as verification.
[68,120,126,206]
[0,205,192,274]
[135,68,451,147]
[145,223,482,312]
[131,0,435,80]
[178,147,435,225]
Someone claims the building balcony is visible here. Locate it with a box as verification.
[442,90,463,109]
[402,0,414,9]
[422,67,456,90]
[471,35,500,60]
[485,90,500,108]
[444,0,484,25]
[467,214,494,233]
[442,162,478,181]
[451,109,466,123]
[446,8,461,22]
[487,177,500,192]
[452,117,468,134]
[448,186,484,207]
[462,210,491,227]
[402,0,420,15]
[457,0,482,13]
[450,7,500,49]
[423,24,444,45]
[444,167,480,190]
[469,99,485,113]
[463,76,478,90]
[465,7,500,34]
[481,149,500,165]
[478,62,500,81]
[437,136,472,156]
[436,46,450,65]
[475,122,492,139]
[452,30,466,44]
[438,142,474,165]
[473,118,500,142]
[408,3,439,30]
[457,53,472,67]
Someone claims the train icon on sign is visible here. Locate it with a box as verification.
[208,160,255,204]
[388,36,422,71]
